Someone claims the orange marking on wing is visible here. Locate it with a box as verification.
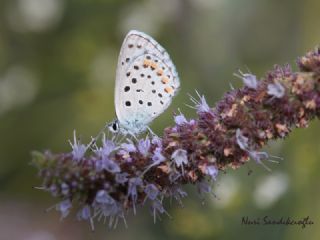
[164,86,173,94]
[161,76,169,84]
[157,69,163,76]
[150,62,158,70]
[143,59,151,67]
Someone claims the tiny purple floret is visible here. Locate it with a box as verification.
[69,130,87,162]
[95,190,114,204]
[171,149,188,167]
[61,182,69,196]
[94,134,116,158]
[152,147,165,163]
[121,142,136,153]
[137,138,151,157]
[206,165,219,181]
[174,114,188,125]
[144,184,159,200]
[115,172,129,185]
[240,72,258,89]
[249,151,269,163]
[197,95,211,113]
[236,129,249,150]
[95,158,120,173]
[267,82,285,98]
[128,177,143,214]
[56,199,72,218]
[77,205,91,220]
[151,136,162,148]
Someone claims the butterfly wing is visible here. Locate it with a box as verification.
[114,30,180,133]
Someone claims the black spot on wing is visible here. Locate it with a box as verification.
[124,86,130,92]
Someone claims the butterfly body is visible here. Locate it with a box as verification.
[109,30,180,135]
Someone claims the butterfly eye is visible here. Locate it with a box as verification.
[112,122,118,131]
[108,120,119,133]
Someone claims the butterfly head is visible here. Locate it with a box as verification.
[108,119,120,133]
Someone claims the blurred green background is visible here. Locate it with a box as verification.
[0,0,319,239]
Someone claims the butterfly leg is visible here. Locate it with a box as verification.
[147,126,158,137]
[117,133,128,144]
[112,131,124,145]
[127,131,139,142]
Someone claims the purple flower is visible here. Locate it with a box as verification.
[197,95,211,113]
[77,205,91,220]
[69,130,87,161]
[95,190,114,204]
[77,205,95,230]
[206,165,218,181]
[248,151,272,171]
[151,136,162,148]
[141,148,166,176]
[117,149,133,162]
[127,177,143,214]
[98,201,119,218]
[171,149,188,168]
[95,158,120,173]
[189,91,212,114]
[171,126,178,132]
[189,119,196,125]
[151,199,168,223]
[115,172,129,185]
[49,184,58,197]
[174,113,188,125]
[94,134,117,158]
[56,199,72,218]
[61,182,69,196]
[121,142,136,153]
[267,82,285,98]
[169,172,181,183]
[249,151,268,162]
[170,187,187,205]
[152,147,165,163]
[235,70,258,89]
[137,138,151,157]
[144,184,159,200]
[94,196,121,226]
[236,129,249,150]
[197,181,212,196]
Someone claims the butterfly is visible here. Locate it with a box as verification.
[107,30,180,136]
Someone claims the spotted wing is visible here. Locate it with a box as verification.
[114,30,180,132]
